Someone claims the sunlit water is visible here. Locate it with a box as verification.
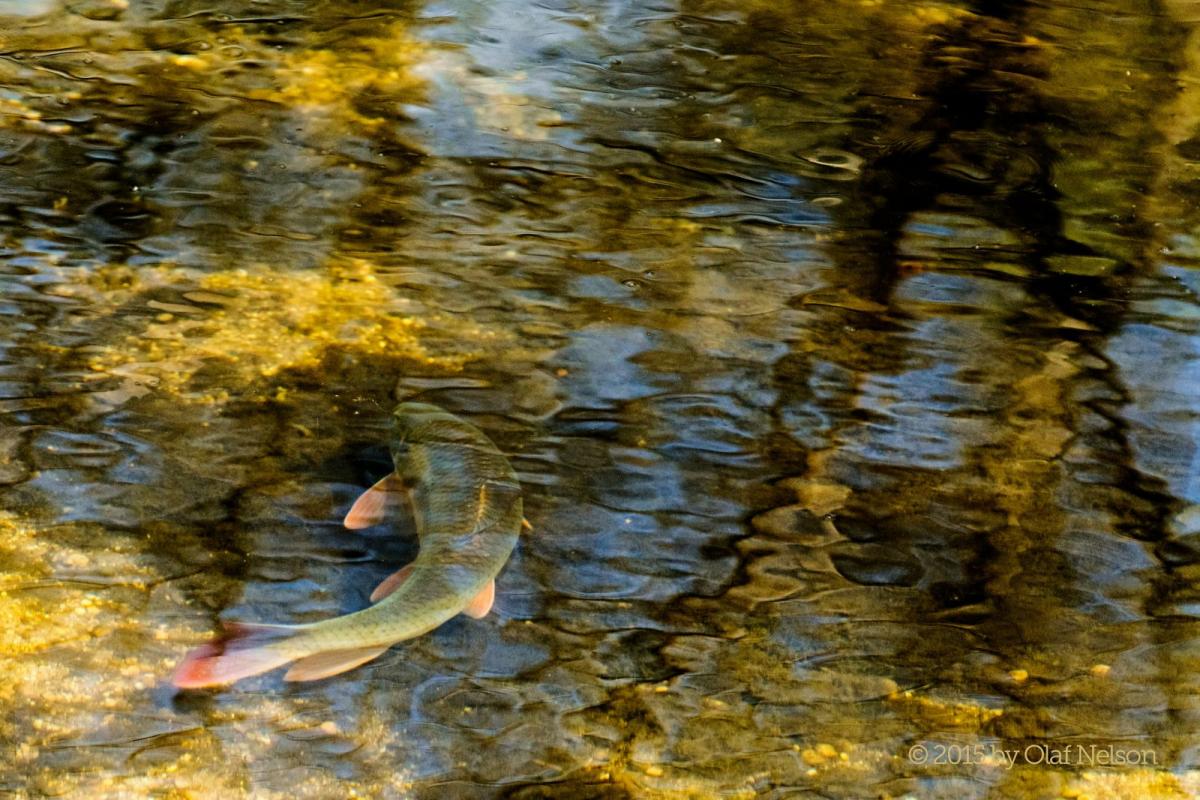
[1,0,1199,797]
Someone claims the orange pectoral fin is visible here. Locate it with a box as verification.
[344,473,404,530]
[461,580,495,619]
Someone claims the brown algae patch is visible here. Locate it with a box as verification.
[85,259,483,401]
[569,635,898,798]
[887,687,1005,730]
[0,89,75,135]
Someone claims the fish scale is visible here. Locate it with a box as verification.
[172,402,523,687]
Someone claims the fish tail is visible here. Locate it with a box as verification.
[173,621,308,689]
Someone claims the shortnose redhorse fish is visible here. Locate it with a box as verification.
[174,402,523,687]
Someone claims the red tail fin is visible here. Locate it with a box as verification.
[173,622,302,689]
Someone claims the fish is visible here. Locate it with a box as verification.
[173,402,523,687]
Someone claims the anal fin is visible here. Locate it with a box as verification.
[370,564,414,603]
[344,473,404,530]
[284,645,391,682]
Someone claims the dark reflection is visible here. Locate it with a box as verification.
[0,0,1199,797]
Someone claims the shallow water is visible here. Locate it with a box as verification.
[2,0,1200,797]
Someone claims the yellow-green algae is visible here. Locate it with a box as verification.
[169,21,429,132]
[1061,769,1200,800]
[0,14,431,144]
[0,508,414,798]
[76,258,496,402]
[990,767,1200,800]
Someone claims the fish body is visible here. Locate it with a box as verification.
[174,402,522,687]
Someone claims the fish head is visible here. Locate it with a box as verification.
[390,402,470,461]
[392,403,441,449]
[391,400,497,457]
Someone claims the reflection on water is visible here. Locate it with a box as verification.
[2,0,1200,797]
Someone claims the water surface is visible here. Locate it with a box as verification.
[1,0,1199,797]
